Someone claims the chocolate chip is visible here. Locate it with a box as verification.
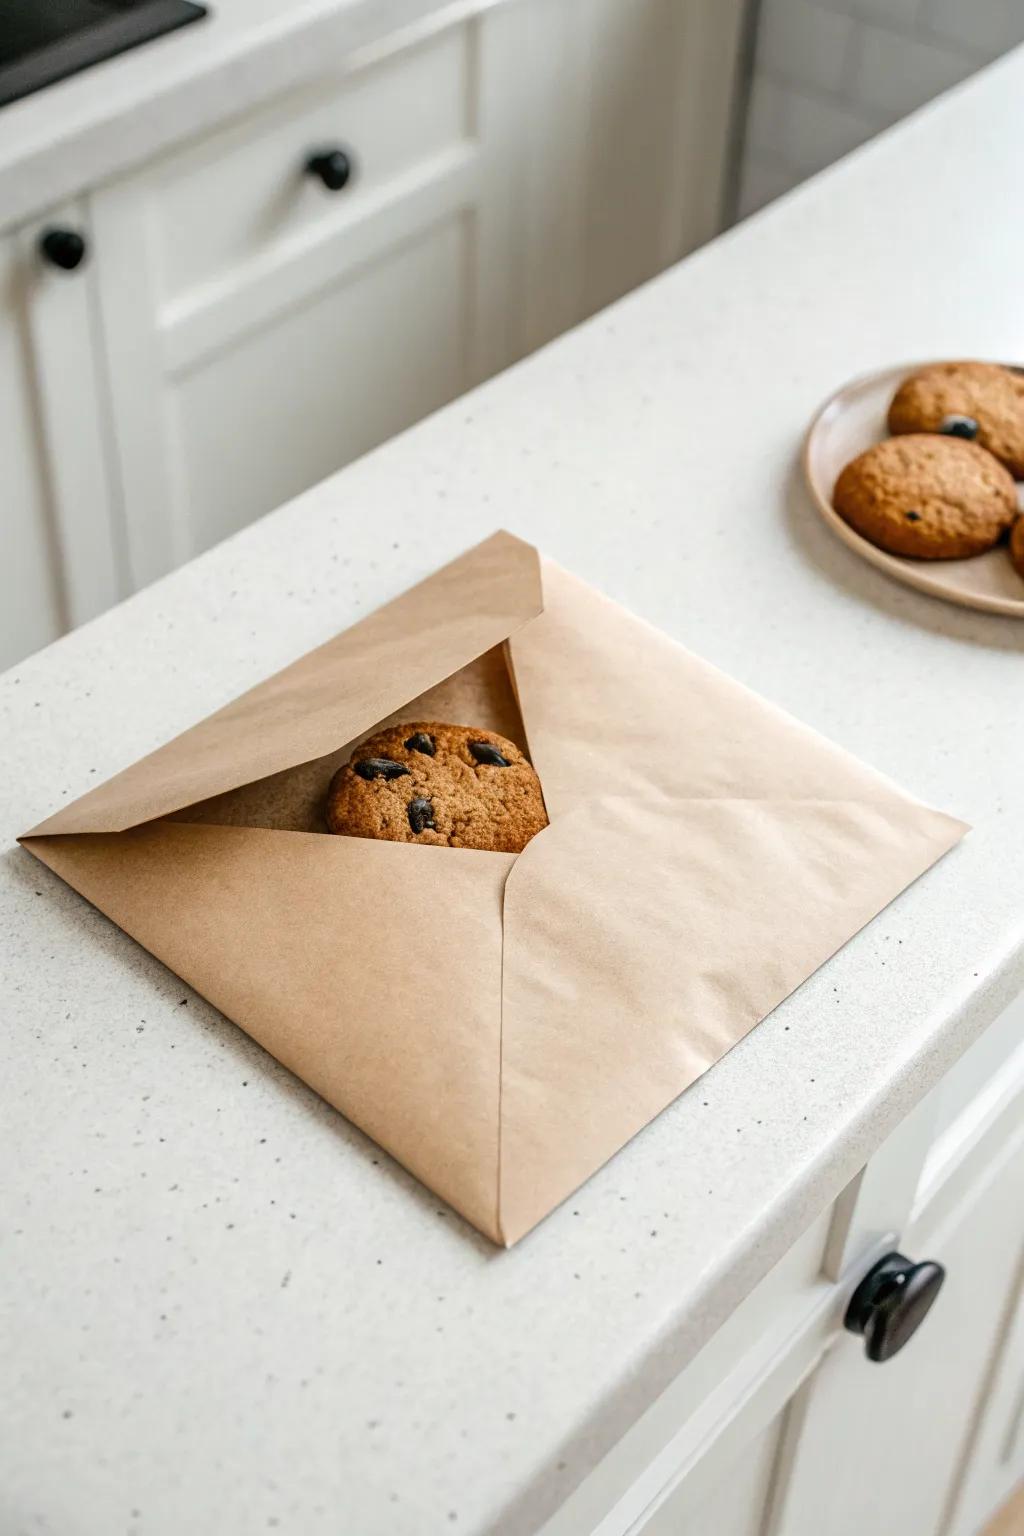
[904,510,922,522]
[354,758,409,781]
[939,413,979,440]
[469,741,510,767]
[404,732,436,756]
[407,797,435,834]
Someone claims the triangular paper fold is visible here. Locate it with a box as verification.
[497,794,963,1244]
[26,823,514,1240]
[21,533,968,1245]
[28,531,542,838]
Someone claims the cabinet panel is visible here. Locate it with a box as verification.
[82,0,745,600]
[541,1011,1024,1536]
[920,993,1024,1201]
[0,232,62,668]
[576,0,707,318]
[512,0,746,357]
[171,212,470,553]
[947,1256,1024,1536]
[648,1410,784,1536]
[3,207,125,669]
[150,24,471,302]
[767,1122,1024,1536]
[16,205,125,631]
[90,11,515,588]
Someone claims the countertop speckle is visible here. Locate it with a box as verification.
[3,50,1024,1536]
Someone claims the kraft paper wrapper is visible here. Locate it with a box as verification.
[21,532,968,1245]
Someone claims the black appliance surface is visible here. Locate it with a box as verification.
[0,0,207,108]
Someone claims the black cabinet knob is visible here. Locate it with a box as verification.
[305,147,354,192]
[39,228,88,271]
[844,1251,945,1363]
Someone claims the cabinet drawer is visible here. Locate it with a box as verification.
[142,21,473,303]
[88,5,516,589]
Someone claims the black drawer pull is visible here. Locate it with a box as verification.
[305,147,354,192]
[844,1251,945,1363]
[39,227,87,271]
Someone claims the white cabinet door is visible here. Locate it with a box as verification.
[87,0,746,591]
[2,210,124,669]
[88,10,519,588]
[947,1270,1024,1536]
[511,0,747,356]
[540,1005,1024,1536]
[768,1114,1024,1536]
[0,230,63,669]
[647,1409,788,1536]
[4,0,748,656]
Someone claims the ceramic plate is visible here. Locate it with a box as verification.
[803,362,1024,619]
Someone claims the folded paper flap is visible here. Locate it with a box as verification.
[512,561,938,820]
[496,792,967,1244]
[25,532,544,838]
[25,822,513,1241]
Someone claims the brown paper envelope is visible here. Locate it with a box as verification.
[21,533,968,1246]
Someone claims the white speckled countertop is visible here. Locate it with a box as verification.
[3,50,1024,1536]
[0,0,494,229]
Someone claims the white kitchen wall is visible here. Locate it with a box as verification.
[737,0,1024,217]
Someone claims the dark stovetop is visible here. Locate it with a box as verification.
[0,0,207,108]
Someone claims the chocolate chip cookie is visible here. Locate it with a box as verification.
[888,362,1024,478]
[833,435,1017,559]
[1010,517,1024,581]
[325,722,548,854]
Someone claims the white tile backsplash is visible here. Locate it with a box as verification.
[737,0,1024,220]
[824,0,920,25]
[737,155,802,219]
[758,0,857,94]
[744,74,791,164]
[923,0,1024,60]
[851,24,971,120]
[781,87,879,173]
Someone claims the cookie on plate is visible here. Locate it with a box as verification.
[325,721,548,854]
[888,361,1024,478]
[1010,517,1024,580]
[833,435,1016,559]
